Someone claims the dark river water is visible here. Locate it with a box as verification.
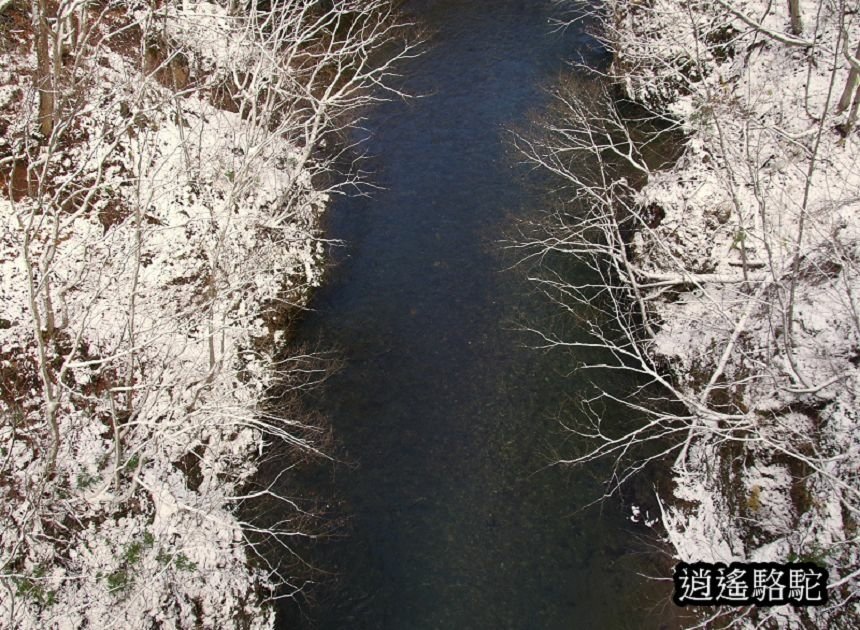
[274,0,682,628]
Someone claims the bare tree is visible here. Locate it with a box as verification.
[521,1,860,626]
[1,0,415,626]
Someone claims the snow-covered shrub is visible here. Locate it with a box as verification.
[526,1,860,626]
[0,0,412,626]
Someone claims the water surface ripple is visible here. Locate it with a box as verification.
[282,1,674,627]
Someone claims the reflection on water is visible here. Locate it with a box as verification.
[276,0,682,628]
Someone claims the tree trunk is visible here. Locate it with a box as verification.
[838,39,860,113]
[33,0,54,137]
[787,0,802,36]
[846,83,860,134]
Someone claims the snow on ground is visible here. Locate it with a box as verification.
[603,0,860,625]
[0,1,326,627]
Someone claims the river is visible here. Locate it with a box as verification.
[276,0,681,627]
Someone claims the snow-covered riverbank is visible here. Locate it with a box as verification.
[0,1,410,627]
[525,0,858,625]
[605,0,860,625]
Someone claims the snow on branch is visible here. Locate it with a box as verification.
[522,1,860,626]
[0,0,415,626]
[714,0,815,48]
